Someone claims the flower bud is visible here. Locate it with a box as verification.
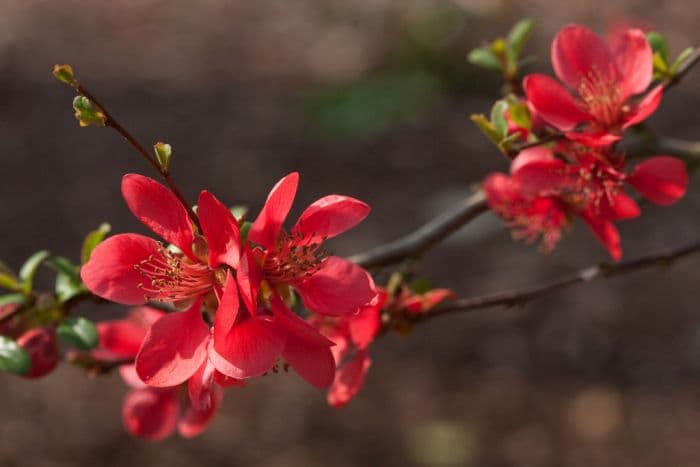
[16,327,59,379]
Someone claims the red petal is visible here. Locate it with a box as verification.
[248,172,299,249]
[97,321,147,358]
[565,129,622,147]
[524,74,591,131]
[122,387,179,441]
[551,24,616,89]
[188,358,216,411]
[613,29,653,98]
[293,195,370,243]
[210,317,285,379]
[213,271,240,343]
[178,386,222,438]
[296,256,378,316]
[327,351,371,408]
[236,247,263,313]
[580,212,622,261]
[348,302,383,350]
[81,234,160,305]
[511,147,573,195]
[269,295,334,347]
[135,300,210,387]
[198,191,241,269]
[119,364,146,388]
[623,85,663,129]
[121,174,195,260]
[598,192,641,220]
[628,156,688,205]
[483,173,522,209]
[282,336,336,389]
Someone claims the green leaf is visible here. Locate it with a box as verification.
[507,100,531,130]
[467,47,503,71]
[671,47,696,74]
[154,142,172,172]
[0,273,21,292]
[72,95,106,127]
[55,273,86,303]
[81,223,111,264]
[240,221,253,242]
[52,64,76,85]
[506,18,535,62]
[19,250,50,294]
[410,278,434,295]
[0,294,27,307]
[57,316,99,350]
[470,114,501,144]
[46,257,80,282]
[652,52,669,77]
[647,32,669,63]
[0,336,31,376]
[229,206,248,222]
[490,100,509,139]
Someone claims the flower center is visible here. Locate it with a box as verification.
[577,68,622,128]
[263,231,327,285]
[134,243,215,302]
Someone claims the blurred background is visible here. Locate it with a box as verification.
[2,0,700,465]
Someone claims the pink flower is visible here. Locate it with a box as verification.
[245,172,378,317]
[16,327,58,379]
[81,174,241,306]
[524,24,661,147]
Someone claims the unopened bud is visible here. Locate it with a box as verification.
[16,327,58,379]
[154,142,172,172]
[52,64,75,86]
[72,95,106,127]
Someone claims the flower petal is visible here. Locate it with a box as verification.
[524,74,591,131]
[296,256,378,316]
[122,174,195,259]
[327,350,372,408]
[269,295,334,347]
[81,233,160,305]
[564,129,622,147]
[613,29,653,98]
[135,299,210,387]
[210,317,285,379]
[551,24,616,89]
[188,358,217,411]
[580,211,622,261]
[348,295,385,350]
[248,172,299,249]
[198,191,241,269]
[213,271,240,344]
[282,335,336,389]
[598,192,641,221]
[293,195,371,243]
[122,387,179,441]
[178,386,222,438]
[623,85,663,129]
[511,147,573,195]
[236,247,263,313]
[628,156,688,205]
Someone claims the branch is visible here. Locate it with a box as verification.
[349,190,489,268]
[71,82,200,228]
[664,46,700,90]
[419,240,700,320]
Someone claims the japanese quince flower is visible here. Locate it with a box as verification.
[484,147,688,260]
[245,172,378,317]
[524,24,661,147]
[81,173,241,306]
[16,327,58,379]
[312,287,454,407]
[93,306,240,440]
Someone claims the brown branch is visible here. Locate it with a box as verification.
[348,190,489,268]
[418,240,700,321]
[72,83,200,228]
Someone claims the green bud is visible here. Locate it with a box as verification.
[154,142,173,172]
[72,95,106,127]
[52,64,75,86]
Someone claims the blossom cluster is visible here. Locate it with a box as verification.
[483,24,689,260]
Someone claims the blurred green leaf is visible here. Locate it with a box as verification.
[470,114,501,144]
[0,273,21,292]
[671,47,696,74]
[507,18,535,63]
[81,223,111,264]
[57,316,99,350]
[52,64,75,85]
[240,221,253,242]
[491,100,509,139]
[647,32,669,63]
[46,257,80,282]
[48,257,85,303]
[19,250,50,294]
[0,294,27,308]
[0,336,31,376]
[467,47,502,71]
[230,206,248,222]
[410,278,434,295]
[154,142,172,172]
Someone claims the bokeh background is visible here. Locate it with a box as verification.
[2,1,700,466]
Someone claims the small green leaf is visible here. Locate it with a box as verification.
[507,100,531,130]
[230,206,248,222]
[506,18,535,62]
[81,223,111,264]
[240,221,253,242]
[55,273,86,303]
[154,142,172,172]
[0,294,27,308]
[57,316,99,350]
[652,52,669,76]
[467,47,503,71]
[46,257,80,282]
[647,32,669,63]
[19,250,50,294]
[72,95,106,127]
[671,47,696,74]
[0,273,21,292]
[491,100,509,139]
[0,336,31,376]
[410,278,434,295]
[52,64,76,86]
[470,114,501,144]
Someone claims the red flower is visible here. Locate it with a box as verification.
[245,172,378,317]
[524,24,661,146]
[94,307,239,440]
[81,174,240,306]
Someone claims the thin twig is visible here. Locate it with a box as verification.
[73,83,200,228]
[348,190,489,268]
[418,240,700,321]
[663,46,700,90]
